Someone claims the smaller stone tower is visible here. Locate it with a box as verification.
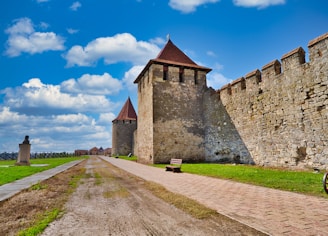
[111,97,137,156]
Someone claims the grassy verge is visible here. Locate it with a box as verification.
[145,181,216,219]
[17,209,60,236]
[16,167,86,236]
[153,163,327,197]
[0,156,87,186]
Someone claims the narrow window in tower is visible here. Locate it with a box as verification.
[179,67,184,83]
[194,70,198,84]
[163,65,168,80]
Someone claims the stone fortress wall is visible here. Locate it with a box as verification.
[217,33,328,169]
[130,32,328,169]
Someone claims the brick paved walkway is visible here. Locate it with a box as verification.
[100,156,328,236]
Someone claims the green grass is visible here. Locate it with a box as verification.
[0,156,87,186]
[145,181,216,219]
[94,172,102,185]
[30,181,48,191]
[103,186,130,198]
[68,168,86,190]
[153,163,327,198]
[17,209,60,236]
[18,166,85,235]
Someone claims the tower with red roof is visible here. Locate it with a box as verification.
[111,97,137,156]
[134,39,211,164]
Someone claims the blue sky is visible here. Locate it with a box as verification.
[0,0,327,153]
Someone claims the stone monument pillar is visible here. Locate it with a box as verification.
[16,136,31,166]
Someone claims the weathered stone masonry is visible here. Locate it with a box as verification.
[133,39,253,164]
[220,32,328,169]
[112,97,137,156]
[203,88,253,165]
[119,32,328,169]
[136,64,210,163]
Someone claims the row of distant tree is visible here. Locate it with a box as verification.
[0,152,75,160]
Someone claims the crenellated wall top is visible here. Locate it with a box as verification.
[262,59,280,71]
[308,32,328,47]
[219,32,328,94]
[281,47,305,61]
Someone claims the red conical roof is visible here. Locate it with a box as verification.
[155,39,197,65]
[113,97,137,121]
[134,38,211,83]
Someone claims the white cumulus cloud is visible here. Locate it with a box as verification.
[233,0,285,8]
[0,106,28,124]
[54,113,91,124]
[122,65,144,92]
[98,113,117,125]
[0,106,112,152]
[169,0,219,13]
[1,78,118,115]
[23,78,44,88]
[207,72,231,89]
[5,18,65,57]
[64,33,160,67]
[61,73,123,95]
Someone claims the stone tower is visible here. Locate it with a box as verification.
[134,39,211,164]
[111,97,137,156]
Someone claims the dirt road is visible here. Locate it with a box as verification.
[0,156,264,235]
[43,156,264,235]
